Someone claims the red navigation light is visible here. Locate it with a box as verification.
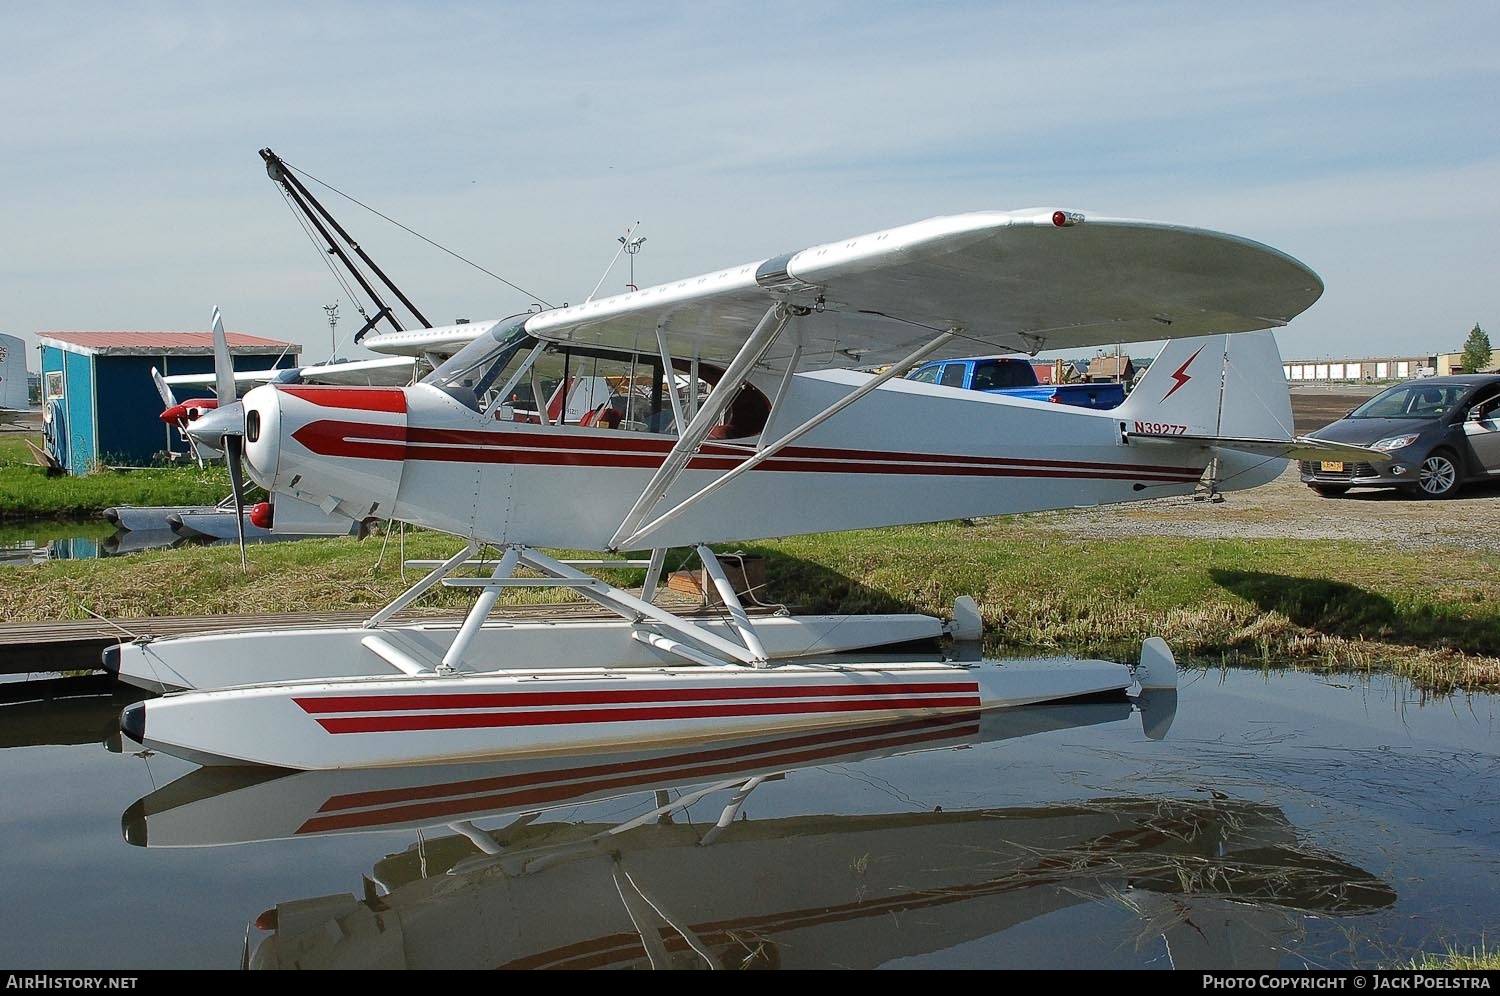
[249,502,273,529]
[1052,211,1068,227]
[253,908,278,931]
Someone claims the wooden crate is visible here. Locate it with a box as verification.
[664,555,766,606]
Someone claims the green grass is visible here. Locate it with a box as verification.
[744,519,1500,693]
[1,433,231,519]
[0,432,38,465]
[1407,941,1499,970]
[0,528,650,620]
[2,516,1497,695]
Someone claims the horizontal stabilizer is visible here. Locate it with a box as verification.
[1126,431,1392,464]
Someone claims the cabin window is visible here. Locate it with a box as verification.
[427,322,769,437]
[939,363,967,388]
[506,350,671,430]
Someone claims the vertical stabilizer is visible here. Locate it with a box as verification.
[1117,331,1293,440]
[1117,331,1296,493]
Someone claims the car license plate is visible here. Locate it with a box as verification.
[1320,461,1344,472]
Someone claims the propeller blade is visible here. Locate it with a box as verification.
[226,433,248,572]
[212,306,235,407]
[150,366,177,408]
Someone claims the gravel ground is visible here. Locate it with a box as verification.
[1025,387,1500,553]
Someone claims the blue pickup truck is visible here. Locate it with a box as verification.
[905,356,1125,410]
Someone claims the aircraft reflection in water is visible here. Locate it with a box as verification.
[123,695,1395,970]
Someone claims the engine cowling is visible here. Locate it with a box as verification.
[243,384,407,524]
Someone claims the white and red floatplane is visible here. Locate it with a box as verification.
[116,208,1383,770]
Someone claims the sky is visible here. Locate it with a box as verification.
[3,1,1496,371]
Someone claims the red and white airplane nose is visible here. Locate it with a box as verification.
[242,384,281,489]
[244,384,407,524]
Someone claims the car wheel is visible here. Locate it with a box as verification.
[1416,450,1461,499]
[1309,484,1349,497]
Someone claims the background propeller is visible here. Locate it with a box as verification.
[151,366,211,468]
[184,306,249,570]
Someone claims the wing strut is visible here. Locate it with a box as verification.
[610,303,795,549]
[655,323,687,434]
[611,329,957,552]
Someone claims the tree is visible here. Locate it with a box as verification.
[1461,323,1492,374]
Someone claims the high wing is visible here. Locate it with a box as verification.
[515,209,1324,372]
[356,320,507,362]
[287,356,418,386]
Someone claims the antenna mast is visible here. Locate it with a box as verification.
[323,302,339,360]
[619,226,646,292]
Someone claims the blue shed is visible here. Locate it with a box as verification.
[35,331,300,474]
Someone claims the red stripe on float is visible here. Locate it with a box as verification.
[295,681,977,714]
[313,714,979,812]
[297,716,981,832]
[310,694,983,734]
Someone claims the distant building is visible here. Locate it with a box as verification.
[1086,354,1136,383]
[1030,359,1085,384]
[1433,352,1500,376]
[36,330,300,474]
[1282,356,1434,383]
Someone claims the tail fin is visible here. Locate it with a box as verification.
[1117,331,1294,439]
[1118,331,1297,492]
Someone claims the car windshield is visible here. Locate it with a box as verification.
[1346,382,1469,419]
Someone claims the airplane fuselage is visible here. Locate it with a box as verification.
[241,371,1245,551]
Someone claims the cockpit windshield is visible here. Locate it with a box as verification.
[424,315,534,410]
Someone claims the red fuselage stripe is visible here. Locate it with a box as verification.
[289,419,1204,482]
[405,425,1199,474]
[309,694,983,734]
[280,386,407,412]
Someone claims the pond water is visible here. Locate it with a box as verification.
[0,663,1495,970]
[0,533,176,565]
[0,526,304,566]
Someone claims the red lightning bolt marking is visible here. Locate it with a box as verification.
[1161,346,1206,401]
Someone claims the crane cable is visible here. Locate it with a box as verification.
[279,157,555,309]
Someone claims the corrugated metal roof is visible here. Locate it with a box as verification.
[35,331,300,356]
